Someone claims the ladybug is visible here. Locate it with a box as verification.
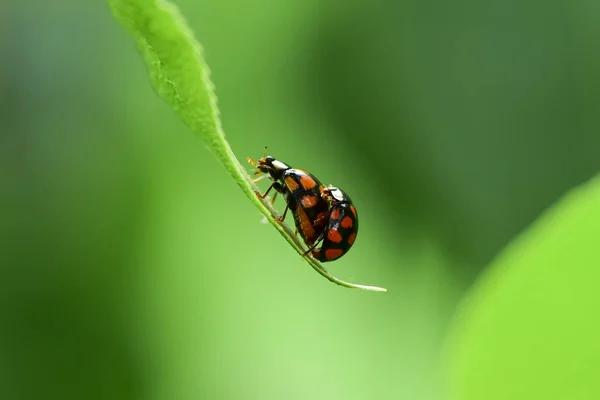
[248,154,330,247]
[308,186,358,262]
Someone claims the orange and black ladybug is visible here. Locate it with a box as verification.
[248,155,329,247]
[308,186,358,262]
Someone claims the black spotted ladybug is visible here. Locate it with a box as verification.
[248,154,329,247]
[308,186,358,262]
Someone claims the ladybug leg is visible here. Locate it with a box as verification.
[274,204,289,223]
[252,174,268,183]
[303,231,325,257]
[255,182,276,199]
[269,191,279,205]
[256,182,284,199]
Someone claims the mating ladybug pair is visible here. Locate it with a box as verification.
[248,153,358,262]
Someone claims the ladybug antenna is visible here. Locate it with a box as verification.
[263,146,268,158]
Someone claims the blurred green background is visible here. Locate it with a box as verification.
[2,0,599,399]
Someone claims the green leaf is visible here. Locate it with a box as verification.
[107,0,386,292]
[444,174,600,399]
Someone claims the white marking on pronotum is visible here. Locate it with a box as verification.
[271,160,289,171]
[329,187,345,202]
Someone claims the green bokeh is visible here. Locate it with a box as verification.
[1,0,599,399]
[445,176,600,400]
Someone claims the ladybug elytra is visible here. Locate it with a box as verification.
[308,186,358,262]
[248,155,330,247]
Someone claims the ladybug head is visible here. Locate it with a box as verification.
[322,186,352,205]
[256,156,290,180]
[259,155,277,167]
